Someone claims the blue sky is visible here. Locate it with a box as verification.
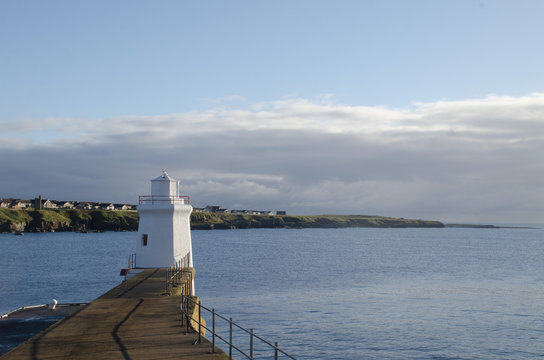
[1,1,544,224]
[3,0,543,118]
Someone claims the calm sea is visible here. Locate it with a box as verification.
[1,227,543,359]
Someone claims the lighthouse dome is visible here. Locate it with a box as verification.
[150,170,179,197]
[152,170,175,182]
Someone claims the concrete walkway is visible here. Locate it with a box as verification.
[2,269,229,360]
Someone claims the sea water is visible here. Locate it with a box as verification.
[1,227,543,359]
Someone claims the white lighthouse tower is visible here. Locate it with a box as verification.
[136,170,193,269]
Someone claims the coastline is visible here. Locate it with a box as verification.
[0,209,444,233]
[445,223,540,229]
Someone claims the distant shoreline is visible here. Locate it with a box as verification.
[0,209,444,233]
[445,223,540,229]
[0,209,138,233]
[190,212,445,230]
[3,209,538,234]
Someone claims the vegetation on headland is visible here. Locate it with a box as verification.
[190,212,444,229]
[0,208,444,233]
[0,209,138,233]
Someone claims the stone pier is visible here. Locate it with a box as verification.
[2,269,228,360]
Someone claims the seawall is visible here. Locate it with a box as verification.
[1,268,228,359]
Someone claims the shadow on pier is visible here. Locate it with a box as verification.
[1,269,228,360]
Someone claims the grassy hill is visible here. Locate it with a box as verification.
[0,209,138,232]
[190,212,444,229]
[0,209,443,233]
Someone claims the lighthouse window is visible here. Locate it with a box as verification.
[142,234,148,246]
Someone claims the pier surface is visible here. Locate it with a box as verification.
[2,269,228,359]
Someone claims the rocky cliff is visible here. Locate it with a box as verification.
[0,209,138,233]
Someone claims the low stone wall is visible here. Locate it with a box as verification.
[169,268,206,337]
[187,296,207,337]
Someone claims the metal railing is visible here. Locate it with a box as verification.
[1,303,89,320]
[128,253,136,269]
[165,254,192,294]
[165,260,297,360]
[120,253,137,278]
[139,195,190,205]
[181,296,297,360]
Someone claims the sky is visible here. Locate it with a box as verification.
[1,0,543,224]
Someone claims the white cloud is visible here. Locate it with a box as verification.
[1,93,544,223]
[7,92,544,145]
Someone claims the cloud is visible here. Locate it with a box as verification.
[1,93,544,224]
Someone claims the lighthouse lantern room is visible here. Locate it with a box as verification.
[136,170,193,269]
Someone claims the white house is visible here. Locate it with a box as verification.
[100,203,115,211]
[54,201,74,209]
[76,202,95,210]
[43,199,57,209]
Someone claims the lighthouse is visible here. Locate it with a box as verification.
[136,171,193,269]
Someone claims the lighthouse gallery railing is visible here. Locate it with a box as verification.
[139,195,190,205]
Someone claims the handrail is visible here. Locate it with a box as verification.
[1,303,89,320]
[165,259,296,359]
[139,195,190,205]
[181,295,297,360]
[128,253,136,269]
[165,253,192,294]
[167,261,297,360]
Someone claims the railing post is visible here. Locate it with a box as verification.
[250,328,254,359]
[180,288,185,327]
[229,317,233,360]
[185,295,189,334]
[198,300,202,343]
[212,308,216,353]
[176,299,296,360]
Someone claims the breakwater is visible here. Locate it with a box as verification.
[1,268,228,359]
[0,209,444,233]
